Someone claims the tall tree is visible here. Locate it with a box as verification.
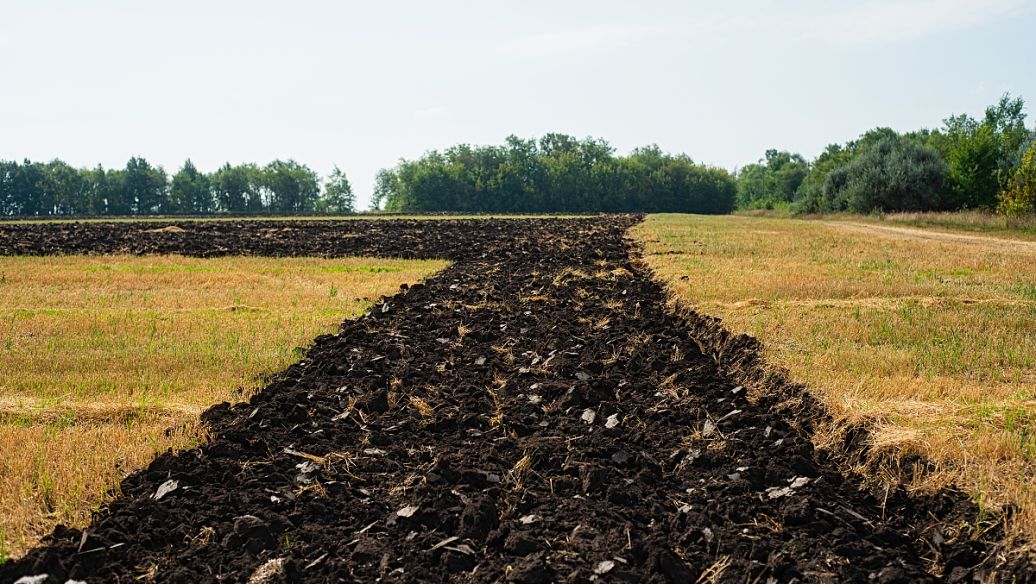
[934,94,1030,209]
[371,168,398,211]
[12,160,45,216]
[0,160,19,215]
[123,157,168,214]
[42,160,86,215]
[262,160,320,214]
[212,163,263,213]
[735,150,808,210]
[318,166,355,213]
[82,166,110,215]
[998,142,1036,216]
[169,159,212,214]
[794,144,854,213]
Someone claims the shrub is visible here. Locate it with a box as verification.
[997,143,1036,216]
[830,135,948,213]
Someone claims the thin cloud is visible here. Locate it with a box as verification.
[413,106,448,121]
[809,0,1029,45]
[497,25,657,58]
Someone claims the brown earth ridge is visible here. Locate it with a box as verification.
[0,217,1029,583]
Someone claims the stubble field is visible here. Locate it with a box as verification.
[0,254,446,558]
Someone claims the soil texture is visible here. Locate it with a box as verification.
[0,218,1025,583]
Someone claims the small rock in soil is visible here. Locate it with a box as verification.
[396,505,419,518]
[594,560,615,574]
[581,409,596,424]
[247,557,287,584]
[702,419,717,437]
[153,479,178,500]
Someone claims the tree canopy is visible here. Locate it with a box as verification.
[375,135,736,214]
[744,94,1036,215]
[7,97,1033,219]
[0,159,354,217]
[998,141,1036,216]
[829,135,948,213]
[735,150,808,210]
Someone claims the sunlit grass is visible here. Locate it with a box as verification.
[634,213,1036,536]
[878,210,1036,238]
[0,254,447,557]
[765,210,1036,241]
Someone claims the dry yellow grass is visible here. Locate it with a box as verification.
[0,254,447,559]
[876,210,1036,240]
[634,213,1036,535]
[745,209,1036,241]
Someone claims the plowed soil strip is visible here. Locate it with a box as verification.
[0,218,1005,582]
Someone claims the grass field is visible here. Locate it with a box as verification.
[0,255,447,559]
[634,214,1036,535]
[745,210,1036,241]
[876,211,1036,239]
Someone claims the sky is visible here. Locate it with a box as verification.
[2,0,1035,208]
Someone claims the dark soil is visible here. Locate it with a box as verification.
[0,219,548,262]
[0,217,1028,583]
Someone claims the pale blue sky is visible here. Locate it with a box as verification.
[2,0,1035,207]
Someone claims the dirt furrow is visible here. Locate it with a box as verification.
[0,217,1014,583]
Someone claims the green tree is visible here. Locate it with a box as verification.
[318,166,355,213]
[985,93,1031,159]
[794,144,855,213]
[371,168,398,211]
[41,160,86,215]
[212,163,263,213]
[998,142,1036,216]
[735,163,767,209]
[375,135,735,214]
[735,150,808,210]
[123,157,168,214]
[261,160,320,214]
[0,160,19,215]
[934,94,1030,209]
[83,165,128,216]
[169,159,212,214]
[12,160,45,216]
[831,134,948,213]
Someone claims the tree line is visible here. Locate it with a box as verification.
[0,159,355,216]
[736,94,1036,216]
[7,96,1034,218]
[373,134,736,214]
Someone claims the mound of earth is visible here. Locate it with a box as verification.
[0,217,1026,582]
